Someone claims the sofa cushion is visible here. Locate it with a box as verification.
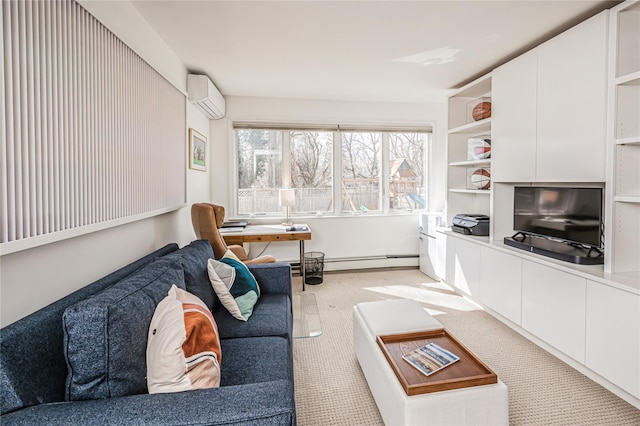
[147,285,221,394]
[1,380,295,426]
[207,252,260,321]
[0,244,179,415]
[169,240,218,311]
[214,293,292,340]
[220,336,291,386]
[63,255,185,401]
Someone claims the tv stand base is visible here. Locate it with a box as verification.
[504,235,604,265]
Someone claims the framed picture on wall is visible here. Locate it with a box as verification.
[189,128,207,171]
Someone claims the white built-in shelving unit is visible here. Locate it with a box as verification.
[446,74,492,225]
[439,4,639,408]
[606,0,640,275]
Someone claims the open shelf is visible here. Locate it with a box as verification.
[447,74,493,226]
[607,0,640,275]
[616,1,640,78]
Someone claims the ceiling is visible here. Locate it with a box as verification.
[132,0,618,103]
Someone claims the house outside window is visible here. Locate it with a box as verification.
[234,123,430,217]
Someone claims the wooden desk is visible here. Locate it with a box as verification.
[221,224,312,290]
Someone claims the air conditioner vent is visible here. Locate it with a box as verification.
[187,74,226,119]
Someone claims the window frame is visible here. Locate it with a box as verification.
[231,122,432,218]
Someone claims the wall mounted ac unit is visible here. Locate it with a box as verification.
[187,74,226,119]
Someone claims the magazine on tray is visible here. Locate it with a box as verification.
[402,342,460,377]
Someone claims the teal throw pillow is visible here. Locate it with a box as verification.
[207,250,260,321]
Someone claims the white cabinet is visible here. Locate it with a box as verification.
[480,247,522,324]
[586,280,640,399]
[446,232,638,406]
[453,238,481,297]
[536,11,608,182]
[492,50,537,183]
[522,260,587,363]
[491,11,608,184]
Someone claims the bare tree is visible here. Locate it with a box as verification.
[342,132,381,179]
[290,131,332,188]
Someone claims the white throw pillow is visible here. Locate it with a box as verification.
[146,285,221,394]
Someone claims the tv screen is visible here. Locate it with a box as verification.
[513,187,603,248]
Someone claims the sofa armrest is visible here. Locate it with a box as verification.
[249,262,292,296]
[2,380,295,426]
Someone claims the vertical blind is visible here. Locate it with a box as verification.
[1,0,186,249]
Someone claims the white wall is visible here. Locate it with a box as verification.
[0,1,211,326]
[1,2,448,325]
[209,96,447,270]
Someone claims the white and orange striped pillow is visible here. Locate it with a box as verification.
[146,285,222,394]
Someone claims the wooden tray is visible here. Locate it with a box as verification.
[376,329,497,396]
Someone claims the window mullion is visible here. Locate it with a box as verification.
[333,130,342,215]
[282,131,291,188]
[381,133,390,215]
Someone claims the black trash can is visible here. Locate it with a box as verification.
[304,252,325,285]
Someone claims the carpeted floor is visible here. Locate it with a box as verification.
[292,268,640,426]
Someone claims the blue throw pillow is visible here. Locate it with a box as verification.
[207,250,260,321]
[62,255,185,401]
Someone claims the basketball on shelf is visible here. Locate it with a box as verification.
[467,136,491,160]
[470,168,491,190]
[472,101,492,121]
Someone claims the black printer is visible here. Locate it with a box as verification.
[452,214,490,236]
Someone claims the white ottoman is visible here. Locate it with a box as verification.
[353,299,509,426]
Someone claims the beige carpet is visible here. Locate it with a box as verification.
[292,268,640,426]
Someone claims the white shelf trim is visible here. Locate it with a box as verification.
[615,71,640,85]
[615,136,640,145]
[614,196,640,203]
[448,118,492,135]
[450,73,493,98]
[449,188,492,195]
[449,159,492,167]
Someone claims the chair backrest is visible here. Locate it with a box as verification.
[191,203,229,259]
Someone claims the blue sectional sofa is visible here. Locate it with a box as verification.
[0,240,296,425]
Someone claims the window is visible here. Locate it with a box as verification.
[290,131,333,213]
[234,124,430,216]
[237,129,282,214]
[341,132,382,212]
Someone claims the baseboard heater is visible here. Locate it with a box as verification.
[326,254,418,264]
[289,254,418,271]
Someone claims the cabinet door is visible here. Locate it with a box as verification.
[536,11,608,182]
[586,281,640,399]
[480,247,522,324]
[434,231,447,280]
[444,234,456,285]
[453,238,481,297]
[419,235,437,280]
[492,49,537,182]
[522,261,586,362]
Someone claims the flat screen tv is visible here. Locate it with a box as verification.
[513,186,603,248]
